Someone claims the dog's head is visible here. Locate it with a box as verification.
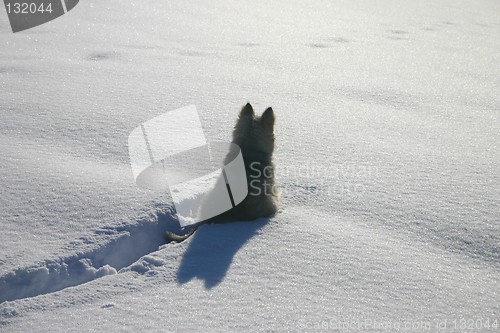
[232,103,275,155]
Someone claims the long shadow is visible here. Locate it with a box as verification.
[176,218,269,289]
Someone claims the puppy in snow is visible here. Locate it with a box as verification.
[166,103,278,242]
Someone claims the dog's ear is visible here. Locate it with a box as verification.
[260,107,275,134]
[239,103,254,118]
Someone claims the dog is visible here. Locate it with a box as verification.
[166,103,278,242]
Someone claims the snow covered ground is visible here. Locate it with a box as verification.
[1,0,499,331]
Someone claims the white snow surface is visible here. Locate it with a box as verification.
[1,0,499,331]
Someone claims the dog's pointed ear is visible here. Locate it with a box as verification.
[261,107,275,134]
[239,103,255,118]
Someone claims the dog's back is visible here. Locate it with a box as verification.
[225,103,278,220]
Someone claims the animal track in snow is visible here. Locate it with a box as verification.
[0,210,178,304]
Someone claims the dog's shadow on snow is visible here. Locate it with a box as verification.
[175,218,268,289]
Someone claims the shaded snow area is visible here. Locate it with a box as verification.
[1,0,499,331]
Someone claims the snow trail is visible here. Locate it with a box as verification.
[0,211,177,303]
